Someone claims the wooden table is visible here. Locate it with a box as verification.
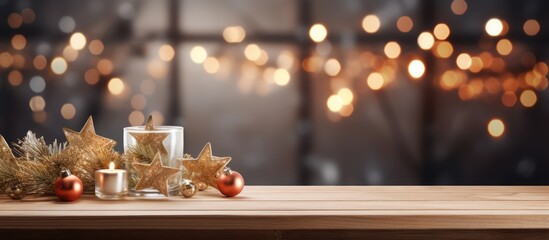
[2,186,549,239]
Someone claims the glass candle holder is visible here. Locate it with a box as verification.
[95,163,128,200]
[124,126,183,197]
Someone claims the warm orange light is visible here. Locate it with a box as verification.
[433,23,450,40]
[367,72,385,90]
[274,68,290,86]
[89,40,104,55]
[456,53,472,70]
[362,15,381,33]
[451,0,468,15]
[324,58,341,77]
[417,32,435,50]
[485,18,503,37]
[327,95,344,112]
[109,162,115,171]
[51,57,68,75]
[69,32,87,50]
[97,59,114,75]
[203,57,220,74]
[190,46,208,63]
[223,26,246,43]
[244,44,261,61]
[434,41,453,58]
[60,103,76,120]
[309,24,328,42]
[159,44,175,61]
[337,88,354,105]
[29,96,46,112]
[501,91,517,107]
[11,34,26,50]
[384,41,401,59]
[396,16,413,33]
[523,19,540,36]
[496,39,513,56]
[408,60,425,79]
[520,90,537,107]
[487,118,505,138]
[108,77,125,95]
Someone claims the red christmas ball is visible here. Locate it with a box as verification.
[54,170,83,202]
[217,168,244,197]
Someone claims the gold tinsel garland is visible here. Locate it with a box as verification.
[0,116,122,196]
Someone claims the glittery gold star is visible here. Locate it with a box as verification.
[133,152,180,196]
[130,115,168,155]
[179,142,231,188]
[63,116,116,148]
[0,135,14,159]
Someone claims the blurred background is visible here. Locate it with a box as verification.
[1,0,548,185]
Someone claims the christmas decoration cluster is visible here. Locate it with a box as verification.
[0,116,244,201]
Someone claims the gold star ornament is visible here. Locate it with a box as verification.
[130,115,169,155]
[133,152,181,196]
[0,135,15,159]
[63,116,116,148]
[179,142,231,188]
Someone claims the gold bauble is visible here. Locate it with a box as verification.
[180,180,197,198]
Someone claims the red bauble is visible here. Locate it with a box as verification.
[54,170,83,202]
[217,168,244,197]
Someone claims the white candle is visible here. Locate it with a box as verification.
[95,162,128,200]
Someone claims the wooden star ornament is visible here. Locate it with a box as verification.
[179,142,231,188]
[130,115,169,155]
[63,116,116,148]
[133,152,181,196]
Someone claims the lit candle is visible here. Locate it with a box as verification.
[95,162,128,200]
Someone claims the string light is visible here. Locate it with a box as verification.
[451,0,468,15]
[327,95,344,112]
[69,32,87,50]
[51,57,68,75]
[367,72,385,90]
[362,14,381,33]
[408,60,425,79]
[487,118,505,138]
[11,34,26,50]
[223,26,246,43]
[384,41,401,59]
[433,23,450,40]
[274,68,290,86]
[456,53,472,70]
[523,19,540,36]
[190,46,208,63]
[108,77,125,95]
[496,39,513,56]
[396,16,413,32]
[244,44,261,61]
[417,32,435,50]
[520,90,537,107]
[485,18,503,36]
[60,103,76,120]
[337,88,354,105]
[309,24,328,42]
[324,58,341,77]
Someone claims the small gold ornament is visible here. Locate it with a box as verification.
[63,116,116,149]
[180,180,196,198]
[130,116,169,155]
[179,142,231,189]
[133,152,180,196]
[0,135,15,159]
[196,181,208,191]
[6,184,26,200]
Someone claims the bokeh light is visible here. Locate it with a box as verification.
[274,68,290,86]
[89,40,104,55]
[433,23,450,40]
[496,39,513,56]
[69,32,87,50]
[520,90,537,107]
[456,53,472,70]
[61,103,76,120]
[223,26,246,43]
[408,60,425,79]
[362,14,381,33]
[309,24,328,42]
[384,41,401,59]
[417,32,435,50]
[29,96,46,112]
[244,44,261,61]
[51,57,68,75]
[367,72,385,90]
[324,58,341,77]
[159,44,175,61]
[396,16,413,32]
[523,19,540,36]
[190,46,208,63]
[33,55,47,70]
[487,118,505,138]
[327,95,344,112]
[11,34,26,50]
[203,57,220,74]
[108,77,125,95]
[485,18,503,36]
[128,111,145,126]
[451,0,468,15]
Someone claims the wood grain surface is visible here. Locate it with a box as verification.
[1,186,549,231]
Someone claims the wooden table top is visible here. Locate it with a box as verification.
[2,186,549,230]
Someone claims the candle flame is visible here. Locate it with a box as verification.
[109,161,115,171]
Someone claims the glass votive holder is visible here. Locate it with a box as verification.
[95,166,128,200]
[124,125,183,197]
